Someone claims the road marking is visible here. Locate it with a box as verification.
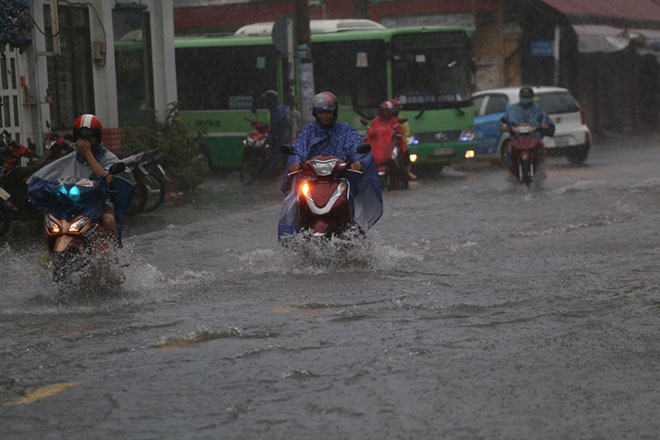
[4,382,80,406]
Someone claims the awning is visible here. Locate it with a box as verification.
[573,25,660,54]
[542,0,660,27]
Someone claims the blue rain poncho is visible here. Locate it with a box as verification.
[505,101,556,141]
[278,121,383,240]
[27,144,134,233]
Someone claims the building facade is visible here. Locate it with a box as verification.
[0,0,176,153]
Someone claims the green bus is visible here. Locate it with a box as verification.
[175,20,476,172]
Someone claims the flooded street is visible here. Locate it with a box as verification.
[2,134,660,439]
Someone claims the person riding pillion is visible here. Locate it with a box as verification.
[502,86,555,175]
[28,114,135,240]
[278,91,383,240]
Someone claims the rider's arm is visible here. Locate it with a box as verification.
[76,139,107,178]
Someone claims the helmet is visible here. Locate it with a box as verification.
[519,86,534,99]
[73,114,103,141]
[379,100,394,118]
[261,90,279,107]
[312,91,338,119]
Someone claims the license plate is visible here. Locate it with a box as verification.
[554,135,571,147]
[434,147,453,156]
[0,187,10,201]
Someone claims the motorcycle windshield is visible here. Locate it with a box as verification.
[28,176,108,222]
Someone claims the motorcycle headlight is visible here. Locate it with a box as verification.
[69,217,90,233]
[246,137,255,147]
[300,182,310,197]
[46,217,61,234]
[310,159,339,176]
[255,138,267,148]
[458,128,475,142]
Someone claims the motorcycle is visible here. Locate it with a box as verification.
[27,162,127,284]
[0,131,63,238]
[502,116,542,187]
[365,120,408,190]
[120,149,168,216]
[240,118,270,185]
[280,143,371,238]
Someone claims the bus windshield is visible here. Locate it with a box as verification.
[391,32,471,108]
[312,38,387,117]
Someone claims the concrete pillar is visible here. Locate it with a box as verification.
[149,0,177,119]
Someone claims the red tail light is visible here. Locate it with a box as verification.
[578,105,586,125]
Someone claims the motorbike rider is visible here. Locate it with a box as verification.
[389,99,416,180]
[501,86,555,177]
[278,91,383,240]
[262,90,291,172]
[28,114,134,241]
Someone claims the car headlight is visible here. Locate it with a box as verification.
[458,128,475,142]
[310,159,339,176]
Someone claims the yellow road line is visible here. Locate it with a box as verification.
[4,382,80,406]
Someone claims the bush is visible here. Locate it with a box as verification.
[121,102,209,192]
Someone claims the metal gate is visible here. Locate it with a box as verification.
[0,47,22,144]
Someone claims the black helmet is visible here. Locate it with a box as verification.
[519,86,534,99]
[261,90,279,108]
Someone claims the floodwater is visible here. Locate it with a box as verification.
[2,133,660,439]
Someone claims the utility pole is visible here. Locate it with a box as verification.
[295,0,315,124]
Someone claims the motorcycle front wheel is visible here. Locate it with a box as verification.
[141,172,166,213]
[0,203,11,238]
[240,150,264,185]
[126,172,148,216]
[521,159,533,187]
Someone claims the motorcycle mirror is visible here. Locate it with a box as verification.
[398,117,408,124]
[356,143,371,154]
[46,120,51,129]
[279,145,295,155]
[109,162,126,175]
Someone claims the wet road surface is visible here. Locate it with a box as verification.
[2,133,660,439]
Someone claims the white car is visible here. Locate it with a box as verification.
[473,86,591,164]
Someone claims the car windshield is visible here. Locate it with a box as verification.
[537,92,579,114]
[391,32,471,106]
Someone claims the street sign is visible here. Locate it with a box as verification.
[531,41,554,57]
[272,14,295,54]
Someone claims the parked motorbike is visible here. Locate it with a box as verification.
[280,143,371,238]
[0,130,60,238]
[120,149,167,216]
[502,117,542,187]
[365,120,408,190]
[1,130,37,174]
[240,118,270,185]
[27,162,127,284]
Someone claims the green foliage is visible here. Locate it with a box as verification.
[121,102,209,192]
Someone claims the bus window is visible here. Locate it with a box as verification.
[391,32,470,105]
[176,45,287,111]
[312,39,386,116]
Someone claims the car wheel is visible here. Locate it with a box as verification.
[567,144,589,165]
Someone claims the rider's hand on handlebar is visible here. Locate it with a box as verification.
[350,161,362,171]
[289,163,302,172]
